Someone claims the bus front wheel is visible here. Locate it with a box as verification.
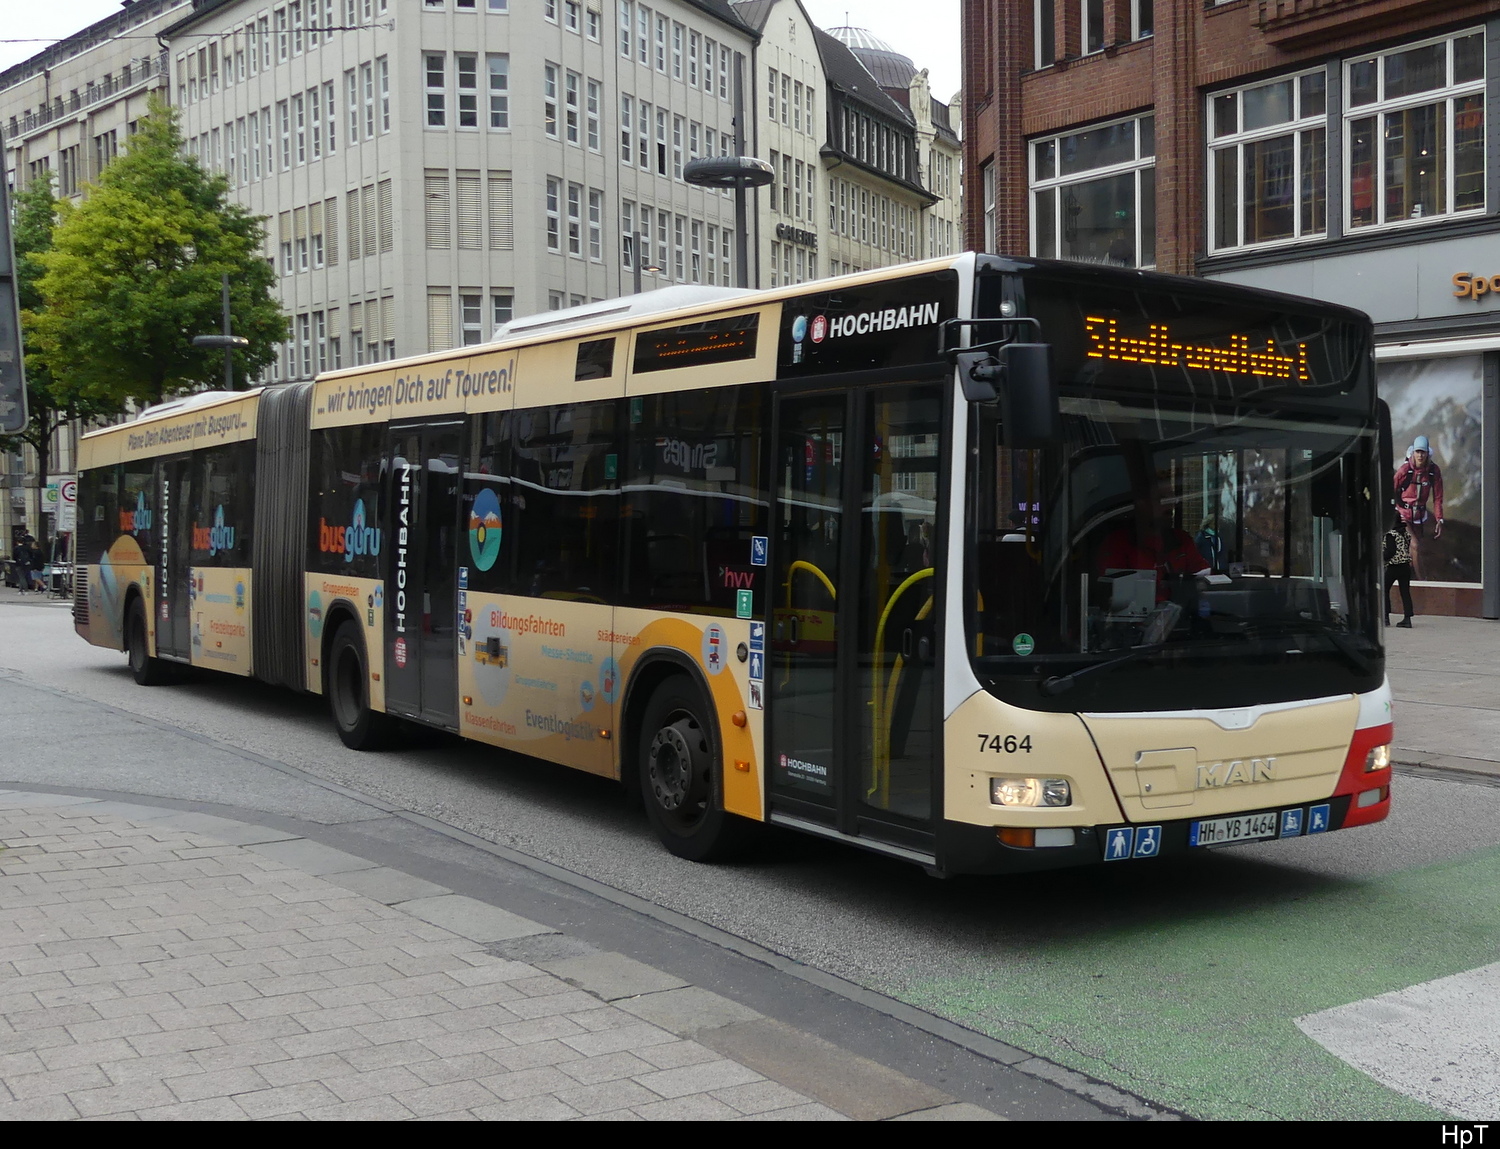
[637,677,752,862]
[126,599,170,686]
[327,621,391,750]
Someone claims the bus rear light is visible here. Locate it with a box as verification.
[1357,787,1387,808]
[991,777,1071,807]
[1364,744,1391,772]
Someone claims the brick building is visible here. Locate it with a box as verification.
[962,0,1500,617]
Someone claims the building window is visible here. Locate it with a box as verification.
[1133,0,1153,39]
[293,93,307,163]
[565,1,580,32]
[1208,69,1328,252]
[586,79,601,151]
[325,80,338,151]
[493,293,514,329]
[278,100,292,169]
[426,54,446,126]
[346,69,359,142]
[546,177,561,251]
[622,200,635,267]
[673,214,685,280]
[461,294,483,345]
[1345,29,1485,231]
[456,53,478,128]
[1081,0,1105,55]
[586,6,600,39]
[544,64,559,138]
[588,188,603,260]
[620,2,632,56]
[363,62,377,138]
[1033,1,1054,68]
[488,55,509,128]
[1030,113,1156,267]
[567,182,583,255]
[378,57,390,132]
[565,71,581,144]
[621,95,633,162]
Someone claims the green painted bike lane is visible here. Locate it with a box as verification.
[884,843,1500,1120]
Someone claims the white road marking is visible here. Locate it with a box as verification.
[1296,962,1500,1119]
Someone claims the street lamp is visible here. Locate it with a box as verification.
[192,272,249,389]
[683,155,773,290]
[631,231,664,295]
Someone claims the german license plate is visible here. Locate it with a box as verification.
[1189,811,1280,847]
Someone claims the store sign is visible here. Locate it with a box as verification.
[775,223,818,250]
[1451,272,1500,300]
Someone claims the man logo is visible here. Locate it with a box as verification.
[1196,757,1276,789]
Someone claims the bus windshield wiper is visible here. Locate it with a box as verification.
[1039,643,1167,697]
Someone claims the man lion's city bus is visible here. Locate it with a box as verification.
[73,255,1394,874]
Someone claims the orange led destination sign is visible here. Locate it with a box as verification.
[1084,316,1312,382]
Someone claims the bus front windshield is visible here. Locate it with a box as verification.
[968,397,1383,713]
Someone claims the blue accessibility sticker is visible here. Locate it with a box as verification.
[1132,825,1162,859]
[458,567,469,590]
[751,536,769,567]
[1103,827,1134,861]
[749,621,765,652]
[1307,803,1332,834]
[1280,809,1304,838]
[748,651,764,682]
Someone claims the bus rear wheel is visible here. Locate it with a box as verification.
[637,677,752,862]
[126,599,170,686]
[327,621,391,750]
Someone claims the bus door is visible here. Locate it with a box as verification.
[156,454,193,660]
[383,420,464,730]
[767,382,945,846]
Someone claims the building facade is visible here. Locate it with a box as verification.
[0,0,189,550]
[731,0,963,288]
[163,0,755,377]
[963,0,1500,617]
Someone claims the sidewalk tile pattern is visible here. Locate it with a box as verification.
[0,805,845,1121]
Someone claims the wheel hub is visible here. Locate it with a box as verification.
[648,722,695,811]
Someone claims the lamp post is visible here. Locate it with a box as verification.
[191,273,249,389]
[683,53,773,289]
[631,231,664,294]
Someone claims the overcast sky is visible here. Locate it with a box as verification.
[1,1,963,100]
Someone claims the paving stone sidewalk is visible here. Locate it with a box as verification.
[0,793,996,1121]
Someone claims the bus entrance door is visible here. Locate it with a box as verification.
[383,421,463,731]
[768,385,943,850]
[156,455,193,661]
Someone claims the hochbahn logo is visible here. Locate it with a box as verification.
[817,301,943,341]
[319,499,382,564]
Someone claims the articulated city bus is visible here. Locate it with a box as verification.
[74,254,1393,874]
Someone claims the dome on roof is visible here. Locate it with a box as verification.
[827,25,917,90]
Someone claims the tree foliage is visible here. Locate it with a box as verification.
[0,176,116,498]
[29,96,286,409]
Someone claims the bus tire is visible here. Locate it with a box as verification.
[126,598,171,686]
[327,621,392,750]
[637,676,752,862]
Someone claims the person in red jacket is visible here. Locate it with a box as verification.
[1097,470,1209,602]
[1393,435,1443,580]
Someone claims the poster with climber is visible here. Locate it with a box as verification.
[1379,355,1482,585]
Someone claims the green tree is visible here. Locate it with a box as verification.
[30,96,287,410]
[1,176,116,527]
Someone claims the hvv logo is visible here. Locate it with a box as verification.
[319,499,382,564]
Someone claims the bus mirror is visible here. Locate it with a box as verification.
[998,343,1060,447]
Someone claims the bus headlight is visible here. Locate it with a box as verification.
[1364,743,1391,772]
[991,777,1072,807]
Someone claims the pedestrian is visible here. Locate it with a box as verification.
[12,534,36,595]
[1385,519,1414,629]
[30,537,48,592]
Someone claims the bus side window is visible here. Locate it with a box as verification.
[622,387,767,617]
[510,400,621,603]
